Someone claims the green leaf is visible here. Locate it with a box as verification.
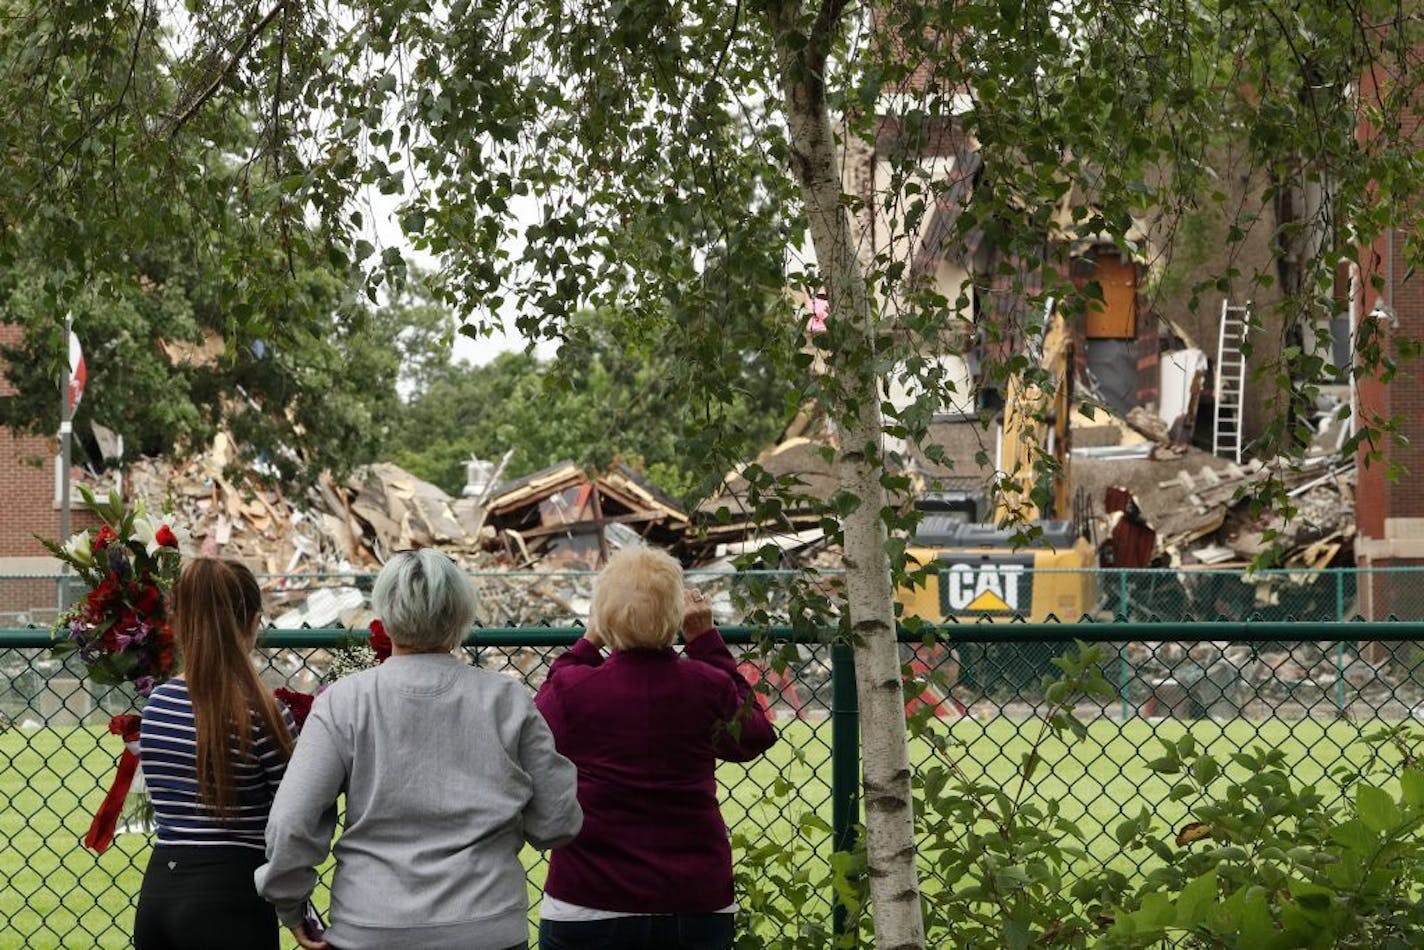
[1147,756,1182,775]
[1174,869,1217,928]
[1237,887,1276,947]
[1401,770,1424,808]
[1191,754,1220,786]
[1288,878,1334,916]
[1357,784,1401,833]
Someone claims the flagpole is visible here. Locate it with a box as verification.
[58,311,73,612]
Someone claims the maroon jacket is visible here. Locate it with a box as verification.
[534,630,778,913]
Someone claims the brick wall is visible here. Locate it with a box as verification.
[1354,50,1424,617]
[0,323,99,612]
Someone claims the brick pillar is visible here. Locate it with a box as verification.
[1354,50,1424,619]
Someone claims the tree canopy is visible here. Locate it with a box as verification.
[0,2,434,480]
[391,306,799,502]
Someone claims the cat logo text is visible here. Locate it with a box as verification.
[938,560,1032,616]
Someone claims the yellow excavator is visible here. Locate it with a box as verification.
[897,307,1098,623]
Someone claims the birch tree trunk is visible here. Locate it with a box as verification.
[766,3,926,947]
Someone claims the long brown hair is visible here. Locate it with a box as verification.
[171,558,293,812]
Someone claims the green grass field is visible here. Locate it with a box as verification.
[1,715,1398,948]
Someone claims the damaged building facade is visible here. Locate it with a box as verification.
[822,51,1364,599]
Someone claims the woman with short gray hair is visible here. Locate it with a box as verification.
[257,549,582,950]
[371,547,477,652]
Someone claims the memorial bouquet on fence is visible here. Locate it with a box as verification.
[44,487,183,697]
[41,487,184,852]
[42,488,392,850]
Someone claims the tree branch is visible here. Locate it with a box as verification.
[709,0,742,85]
[111,0,152,209]
[166,1,289,140]
[808,0,849,68]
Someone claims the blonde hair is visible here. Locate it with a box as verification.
[591,547,684,651]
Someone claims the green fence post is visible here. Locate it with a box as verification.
[1335,571,1347,714]
[831,641,859,941]
[1117,571,1130,721]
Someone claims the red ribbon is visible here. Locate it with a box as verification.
[83,714,143,854]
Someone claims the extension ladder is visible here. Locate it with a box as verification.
[1212,301,1250,463]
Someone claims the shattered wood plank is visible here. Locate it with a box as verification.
[1159,471,1195,491]
[350,500,401,547]
[485,464,585,515]
[317,473,364,563]
[504,528,537,567]
[516,510,671,540]
[1296,537,1342,570]
[598,470,690,524]
[1159,507,1226,548]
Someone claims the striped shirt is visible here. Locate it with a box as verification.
[139,678,296,851]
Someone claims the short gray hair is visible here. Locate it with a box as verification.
[371,550,476,652]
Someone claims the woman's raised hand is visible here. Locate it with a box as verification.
[682,589,714,643]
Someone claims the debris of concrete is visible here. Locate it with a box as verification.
[1074,410,1356,570]
[122,435,699,630]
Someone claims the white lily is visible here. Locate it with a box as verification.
[134,516,186,556]
[131,516,160,557]
[62,531,93,565]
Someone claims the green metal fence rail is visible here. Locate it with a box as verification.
[7,621,1424,948]
[7,566,1424,630]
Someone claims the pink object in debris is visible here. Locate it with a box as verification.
[806,297,828,333]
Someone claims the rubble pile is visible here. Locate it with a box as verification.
[124,438,698,628]
[1075,425,1356,569]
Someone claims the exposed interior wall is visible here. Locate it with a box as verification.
[1144,148,1286,450]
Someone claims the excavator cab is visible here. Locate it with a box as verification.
[896,306,1100,625]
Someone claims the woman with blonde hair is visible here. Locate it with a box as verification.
[536,545,778,950]
[134,558,295,950]
[257,548,583,950]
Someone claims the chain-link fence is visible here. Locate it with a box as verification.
[7,567,1424,633]
[7,616,1424,947]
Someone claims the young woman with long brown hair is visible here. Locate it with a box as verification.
[134,558,296,950]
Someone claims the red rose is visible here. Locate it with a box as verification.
[157,644,175,673]
[93,526,118,551]
[89,576,122,609]
[369,620,392,664]
[155,525,178,548]
[273,688,314,731]
[131,582,162,618]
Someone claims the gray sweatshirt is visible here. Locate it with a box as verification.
[255,653,582,949]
